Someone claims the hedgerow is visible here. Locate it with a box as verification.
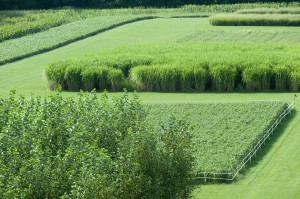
[235,7,300,14]
[46,42,300,92]
[0,90,194,198]
[209,13,300,26]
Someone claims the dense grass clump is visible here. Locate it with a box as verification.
[235,7,300,14]
[46,60,125,91]
[0,91,194,198]
[209,14,300,26]
[46,42,300,92]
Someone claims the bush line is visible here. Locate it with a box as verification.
[235,7,300,14]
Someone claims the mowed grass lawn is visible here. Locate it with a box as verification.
[0,17,300,198]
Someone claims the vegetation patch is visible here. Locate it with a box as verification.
[147,101,288,179]
[235,7,300,14]
[209,13,300,26]
[46,42,300,92]
[0,91,194,198]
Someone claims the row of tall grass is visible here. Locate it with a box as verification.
[235,7,300,14]
[210,13,300,26]
[46,42,300,92]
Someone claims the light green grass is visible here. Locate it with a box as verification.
[178,18,300,43]
[1,18,300,97]
[0,18,204,96]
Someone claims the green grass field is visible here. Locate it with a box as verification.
[0,14,300,198]
[1,18,300,97]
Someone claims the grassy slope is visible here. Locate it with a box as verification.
[0,17,300,198]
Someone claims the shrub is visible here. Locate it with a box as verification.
[116,116,193,199]
[0,91,194,198]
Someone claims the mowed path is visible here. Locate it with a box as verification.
[0,18,205,96]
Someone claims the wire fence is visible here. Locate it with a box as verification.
[196,99,296,183]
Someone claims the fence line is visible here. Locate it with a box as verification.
[196,100,296,182]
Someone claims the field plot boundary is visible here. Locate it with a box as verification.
[197,99,296,182]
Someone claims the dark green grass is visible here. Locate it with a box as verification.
[147,102,287,178]
[210,14,300,26]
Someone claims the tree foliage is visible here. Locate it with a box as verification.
[0,90,194,198]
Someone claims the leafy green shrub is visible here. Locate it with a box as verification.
[116,116,193,199]
[0,91,194,198]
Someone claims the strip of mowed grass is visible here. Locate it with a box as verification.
[0,8,208,44]
[210,13,300,26]
[147,102,287,179]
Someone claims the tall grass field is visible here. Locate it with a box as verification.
[210,13,300,26]
[46,42,300,92]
